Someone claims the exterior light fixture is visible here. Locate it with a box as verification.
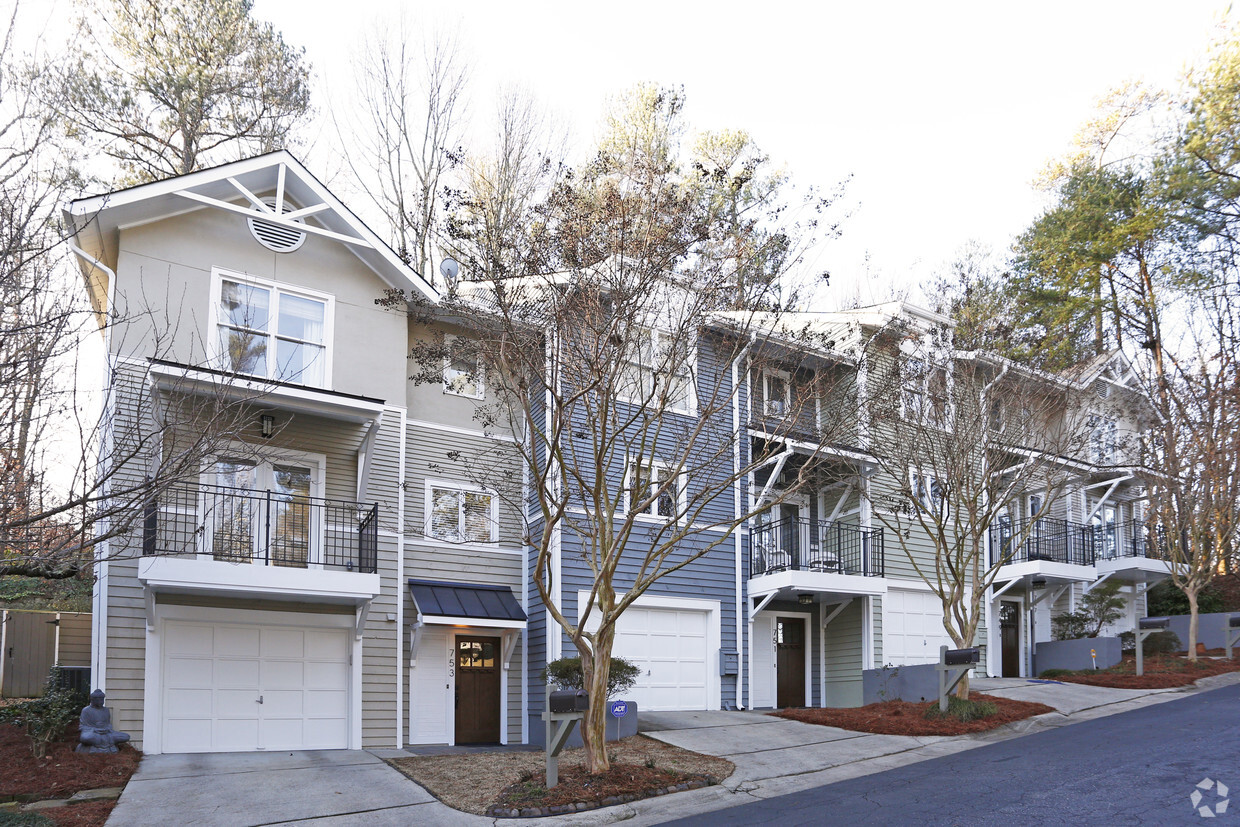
[1030,577,1046,590]
[798,593,814,606]
[261,414,275,439]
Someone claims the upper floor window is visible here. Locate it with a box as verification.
[624,457,682,520]
[427,482,497,544]
[761,369,791,418]
[902,358,950,429]
[620,328,694,414]
[443,336,484,399]
[213,270,332,387]
[910,469,948,517]
[1089,415,1118,465]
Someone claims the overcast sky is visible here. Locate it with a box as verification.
[13,0,1236,307]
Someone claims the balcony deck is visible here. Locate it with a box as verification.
[138,483,381,604]
[749,517,886,598]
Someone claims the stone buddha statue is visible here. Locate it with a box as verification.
[77,690,131,753]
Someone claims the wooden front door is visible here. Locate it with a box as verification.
[775,617,806,708]
[455,636,501,744]
[1000,601,1021,678]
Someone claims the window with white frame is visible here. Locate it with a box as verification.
[625,458,681,519]
[909,469,948,517]
[1089,414,1117,465]
[620,328,693,414]
[214,272,331,387]
[443,336,484,399]
[427,483,497,544]
[902,357,950,428]
[761,369,791,418]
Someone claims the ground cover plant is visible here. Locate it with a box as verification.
[387,735,733,816]
[774,693,1054,736]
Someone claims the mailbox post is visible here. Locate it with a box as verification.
[1136,617,1170,676]
[543,689,588,788]
[936,646,980,712]
[1226,615,1240,661]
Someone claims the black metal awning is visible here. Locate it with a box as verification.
[407,579,527,626]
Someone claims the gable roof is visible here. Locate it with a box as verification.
[62,151,438,308]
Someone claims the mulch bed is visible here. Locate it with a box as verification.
[488,763,719,817]
[1048,653,1240,689]
[774,693,1055,736]
[0,720,139,827]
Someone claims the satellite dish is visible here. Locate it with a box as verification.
[439,258,461,286]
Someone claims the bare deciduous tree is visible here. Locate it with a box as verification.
[344,17,468,275]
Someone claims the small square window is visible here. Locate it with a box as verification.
[443,337,484,399]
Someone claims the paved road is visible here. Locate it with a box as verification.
[663,682,1240,826]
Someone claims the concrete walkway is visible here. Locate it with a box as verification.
[105,673,1240,826]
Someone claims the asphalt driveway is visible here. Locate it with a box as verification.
[105,749,475,826]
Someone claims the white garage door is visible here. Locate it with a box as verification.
[612,606,708,711]
[884,589,953,666]
[161,620,350,753]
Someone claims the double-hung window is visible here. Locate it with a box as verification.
[761,369,791,418]
[1089,415,1117,465]
[910,469,948,518]
[443,336,484,399]
[902,358,950,428]
[621,328,693,414]
[428,483,497,544]
[625,458,680,520]
[214,271,332,387]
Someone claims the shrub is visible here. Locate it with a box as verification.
[543,655,640,699]
[923,695,997,722]
[1038,668,1073,678]
[1052,582,1126,641]
[1051,611,1090,641]
[1146,580,1223,617]
[1119,629,1182,655]
[0,667,87,759]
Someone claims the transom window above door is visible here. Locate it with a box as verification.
[213,270,333,387]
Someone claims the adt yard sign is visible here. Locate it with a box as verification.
[610,700,629,718]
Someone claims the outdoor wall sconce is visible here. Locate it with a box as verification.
[798,593,814,605]
[1030,577,1047,590]
[261,414,275,439]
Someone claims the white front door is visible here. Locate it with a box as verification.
[206,457,320,567]
[751,614,776,708]
[161,619,350,752]
[612,606,709,711]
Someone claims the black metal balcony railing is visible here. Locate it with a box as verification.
[750,517,884,577]
[990,519,1163,567]
[142,483,378,573]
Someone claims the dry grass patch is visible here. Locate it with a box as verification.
[386,735,733,815]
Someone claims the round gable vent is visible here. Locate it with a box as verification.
[248,198,307,253]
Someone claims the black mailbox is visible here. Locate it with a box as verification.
[549,689,589,714]
[1139,616,1171,630]
[1229,615,1240,629]
[944,647,980,666]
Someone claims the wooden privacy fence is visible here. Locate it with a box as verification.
[0,610,91,698]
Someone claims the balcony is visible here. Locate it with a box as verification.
[749,517,886,600]
[990,517,1096,567]
[1093,522,1178,581]
[137,483,381,605]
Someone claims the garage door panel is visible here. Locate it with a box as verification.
[885,590,952,666]
[215,718,260,752]
[306,660,349,688]
[164,687,211,715]
[262,628,305,658]
[216,658,260,687]
[165,623,214,655]
[216,688,261,717]
[262,661,305,689]
[611,605,710,712]
[215,627,261,657]
[163,719,212,753]
[165,658,213,687]
[263,689,304,715]
[307,629,349,658]
[308,719,348,749]
[306,689,348,716]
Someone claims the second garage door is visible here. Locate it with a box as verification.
[884,588,954,666]
[161,619,350,753]
[612,606,709,711]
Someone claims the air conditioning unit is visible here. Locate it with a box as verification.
[764,400,785,417]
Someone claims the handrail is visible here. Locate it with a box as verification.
[750,516,884,577]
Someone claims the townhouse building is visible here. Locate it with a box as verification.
[66,155,1170,754]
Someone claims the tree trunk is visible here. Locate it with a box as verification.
[580,622,615,774]
[1186,588,1199,663]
